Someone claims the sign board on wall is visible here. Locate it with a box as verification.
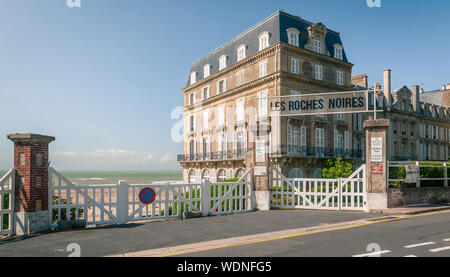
[255,140,266,163]
[370,137,383,163]
[404,165,420,183]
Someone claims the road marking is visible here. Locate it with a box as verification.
[443,238,450,242]
[107,209,450,257]
[403,255,417,257]
[429,246,450,253]
[353,250,391,257]
[404,242,436,248]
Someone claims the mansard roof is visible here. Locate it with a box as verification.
[186,10,349,87]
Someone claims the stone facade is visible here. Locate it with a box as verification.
[388,187,450,207]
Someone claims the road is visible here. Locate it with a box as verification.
[173,211,450,257]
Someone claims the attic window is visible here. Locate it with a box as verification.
[219,55,227,70]
[334,45,343,60]
[237,45,246,62]
[287,28,299,47]
[190,72,197,85]
[204,64,210,78]
[314,40,322,54]
[259,32,269,51]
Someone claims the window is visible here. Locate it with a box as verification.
[287,124,299,155]
[190,72,197,85]
[188,93,195,105]
[291,90,301,96]
[289,168,304,178]
[203,65,210,78]
[337,71,344,85]
[202,169,210,181]
[287,28,299,46]
[300,126,307,155]
[189,115,196,132]
[217,169,226,182]
[401,121,406,135]
[259,60,268,78]
[337,113,345,120]
[218,105,225,126]
[202,86,210,100]
[236,98,245,122]
[258,91,268,119]
[203,109,209,130]
[315,65,323,80]
[219,55,227,70]
[291,58,299,74]
[315,128,325,157]
[237,45,246,62]
[237,70,244,86]
[334,129,344,157]
[217,79,227,94]
[189,170,196,183]
[334,45,343,60]
[217,133,227,158]
[259,32,269,51]
[314,40,322,54]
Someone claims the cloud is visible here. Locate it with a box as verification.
[159,152,172,163]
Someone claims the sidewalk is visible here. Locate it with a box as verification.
[370,203,450,215]
[0,209,380,257]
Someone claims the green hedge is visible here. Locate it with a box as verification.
[389,162,450,188]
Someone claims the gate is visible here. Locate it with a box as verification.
[48,167,254,227]
[271,165,367,211]
[0,169,15,235]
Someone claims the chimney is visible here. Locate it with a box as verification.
[383,69,392,106]
[420,88,424,93]
[351,74,368,88]
[412,85,420,112]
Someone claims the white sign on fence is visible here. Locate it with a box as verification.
[371,137,383,163]
[404,165,420,183]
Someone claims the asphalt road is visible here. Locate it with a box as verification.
[0,210,379,257]
[175,211,450,257]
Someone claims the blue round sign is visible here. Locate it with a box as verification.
[139,187,156,205]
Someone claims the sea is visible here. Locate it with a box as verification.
[0,170,182,185]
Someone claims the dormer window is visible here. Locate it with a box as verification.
[219,55,227,70]
[203,64,210,78]
[259,32,269,51]
[334,45,343,60]
[287,28,299,47]
[190,72,197,85]
[314,40,322,54]
[237,45,246,62]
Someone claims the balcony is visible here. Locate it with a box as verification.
[270,145,362,159]
[178,146,362,162]
[177,149,248,162]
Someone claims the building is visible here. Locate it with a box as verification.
[420,84,450,107]
[178,10,450,183]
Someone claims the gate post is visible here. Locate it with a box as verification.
[117,180,129,224]
[201,180,211,217]
[7,133,55,235]
[363,120,390,210]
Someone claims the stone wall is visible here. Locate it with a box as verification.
[388,187,450,207]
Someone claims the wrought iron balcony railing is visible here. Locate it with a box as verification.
[178,146,362,162]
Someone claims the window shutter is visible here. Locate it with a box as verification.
[287,124,293,147]
[419,124,423,137]
[334,129,338,154]
[301,126,306,147]
[193,115,196,131]
[224,134,227,157]
[233,132,237,158]
[362,139,365,160]
[223,79,227,92]
[193,140,196,159]
[199,137,203,158]
[244,131,248,153]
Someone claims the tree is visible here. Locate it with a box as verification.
[321,157,353,179]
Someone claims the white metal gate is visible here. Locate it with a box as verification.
[271,165,367,211]
[48,167,254,227]
[0,169,15,235]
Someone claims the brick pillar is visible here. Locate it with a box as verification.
[7,133,55,235]
[363,120,389,210]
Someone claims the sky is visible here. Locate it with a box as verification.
[0,0,449,170]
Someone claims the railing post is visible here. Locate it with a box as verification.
[164,184,169,220]
[338,177,342,211]
[117,180,129,224]
[201,180,211,217]
[416,161,421,188]
[444,162,448,187]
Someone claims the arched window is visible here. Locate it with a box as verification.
[227,169,234,179]
[237,45,246,62]
[202,169,210,181]
[258,32,269,51]
[235,168,245,179]
[313,168,323,178]
[210,169,217,182]
[287,28,299,47]
[189,169,196,183]
[289,168,304,178]
[218,169,227,182]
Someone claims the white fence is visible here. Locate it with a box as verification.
[387,161,449,188]
[49,167,254,227]
[0,169,15,235]
[271,165,367,211]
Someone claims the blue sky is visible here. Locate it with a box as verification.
[0,0,449,170]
